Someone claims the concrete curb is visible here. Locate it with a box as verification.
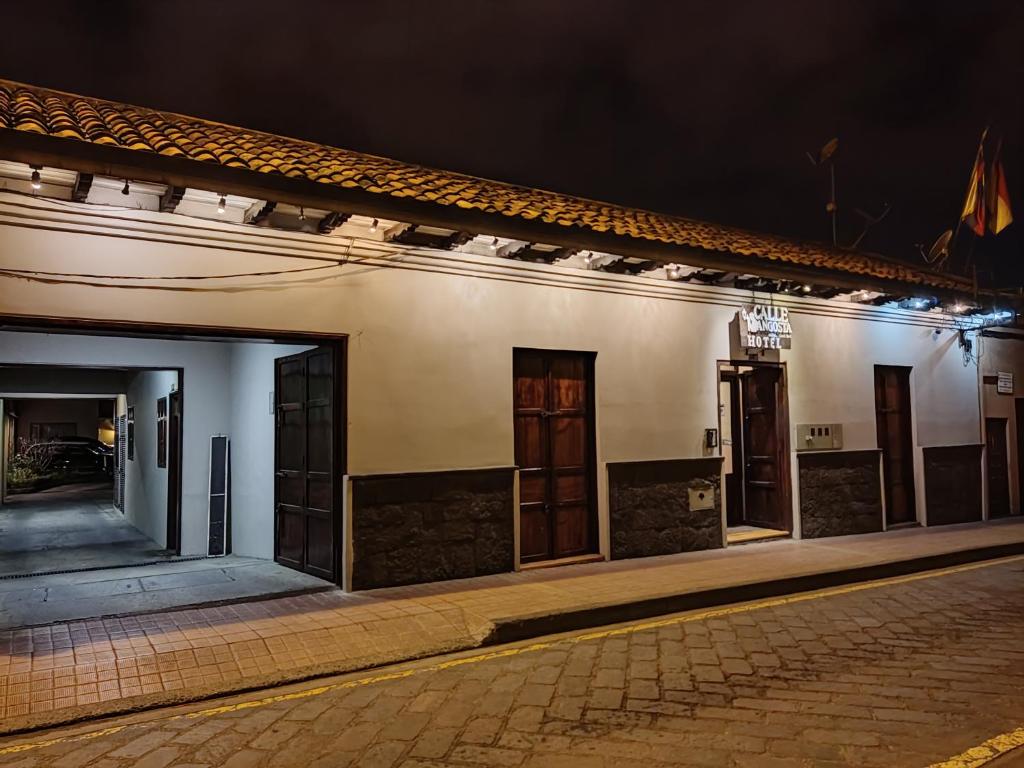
[3,540,1023,738]
[485,541,1024,644]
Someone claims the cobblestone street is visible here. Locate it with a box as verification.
[3,556,1024,768]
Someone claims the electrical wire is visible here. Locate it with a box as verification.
[0,262,343,281]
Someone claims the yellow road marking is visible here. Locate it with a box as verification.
[2,553,1023,758]
[929,727,1024,768]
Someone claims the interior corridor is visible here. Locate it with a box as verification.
[0,481,171,577]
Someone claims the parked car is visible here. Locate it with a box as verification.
[25,441,113,478]
[45,435,114,456]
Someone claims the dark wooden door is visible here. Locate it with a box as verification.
[875,366,916,526]
[987,417,1011,518]
[741,366,789,530]
[275,347,336,581]
[514,349,596,563]
[1017,399,1024,517]
[165,390,182,553]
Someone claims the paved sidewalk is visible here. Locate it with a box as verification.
[2,518,1023,734]
[0,556,332,628]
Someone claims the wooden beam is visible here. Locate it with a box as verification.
[0,129,977,302]
[503,243,576,263]
[70,172,93,203]
[317,211,351,235]
[159,186,186,213]
[249,200,276,225]
[600,259,658,275]
[390,225,473,250]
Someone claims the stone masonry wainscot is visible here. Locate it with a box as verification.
[351,467,515,590]
[798,449,884,538]
[608,458,724,560]
[924,444,984,525]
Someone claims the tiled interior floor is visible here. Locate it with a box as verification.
[1,517,1023,730]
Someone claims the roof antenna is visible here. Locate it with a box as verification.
[806,137,839,247]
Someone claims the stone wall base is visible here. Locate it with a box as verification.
[798,450,883,538]
[924,445,983,525]
[351,467,515,590]
[609,458,724,560]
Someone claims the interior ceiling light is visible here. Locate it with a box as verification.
[801,284,812,293]
[121,180,130,196]
[369,218,379,233]
[30,167,41,190]
[217,195,226,214]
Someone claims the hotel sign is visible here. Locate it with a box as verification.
[738,304,793,351]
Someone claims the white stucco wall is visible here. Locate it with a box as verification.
[227,342,314,558]
[981,334,1024,514]
[0,194,1003,564]
[125,369,178,545]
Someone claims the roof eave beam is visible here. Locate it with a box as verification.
[0,131,978,305]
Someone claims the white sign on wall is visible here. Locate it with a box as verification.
[738,304,793,351]
[997,371,1014,395]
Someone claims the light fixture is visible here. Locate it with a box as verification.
[953,303,965,313]
[30,167,41,190]
[217,195,226,214]
[801,284,812,293]
[121,180,130,196]
[369,218,379,233]
[489,237,498,250]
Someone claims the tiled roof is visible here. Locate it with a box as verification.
[0,79,965,291]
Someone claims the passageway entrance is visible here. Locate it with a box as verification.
[0,318,346,586]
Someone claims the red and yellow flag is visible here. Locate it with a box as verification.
[986,141,1013,234]
[961,142,986,236]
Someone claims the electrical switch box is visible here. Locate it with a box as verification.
[688,484,716,511]
[796,423,843,451]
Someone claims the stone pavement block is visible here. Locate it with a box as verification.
[8,549,1024,768]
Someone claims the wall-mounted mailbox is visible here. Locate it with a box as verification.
[796,423,843,451]
[688,484,716,511]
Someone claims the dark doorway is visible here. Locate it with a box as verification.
[741,366,790,531]
[165,389,183,552]
[721,372,745,528]
[986,417,1011,518]
[719,363,792,542]
[275,346,339,581]
[513,348,597,564]
[875,365,917,526]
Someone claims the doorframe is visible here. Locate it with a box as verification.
[512,346,600,565]
[873,364,920,528]
[716,359,793,535]
[0,313,348,574]
[166,388,184,552]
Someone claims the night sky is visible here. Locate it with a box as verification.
[1,1,1021,277]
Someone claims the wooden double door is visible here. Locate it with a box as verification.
[275,347,339,581]
[514,349,597,564]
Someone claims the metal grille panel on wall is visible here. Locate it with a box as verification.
[114,414,126,512]
[208,435,230,556]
